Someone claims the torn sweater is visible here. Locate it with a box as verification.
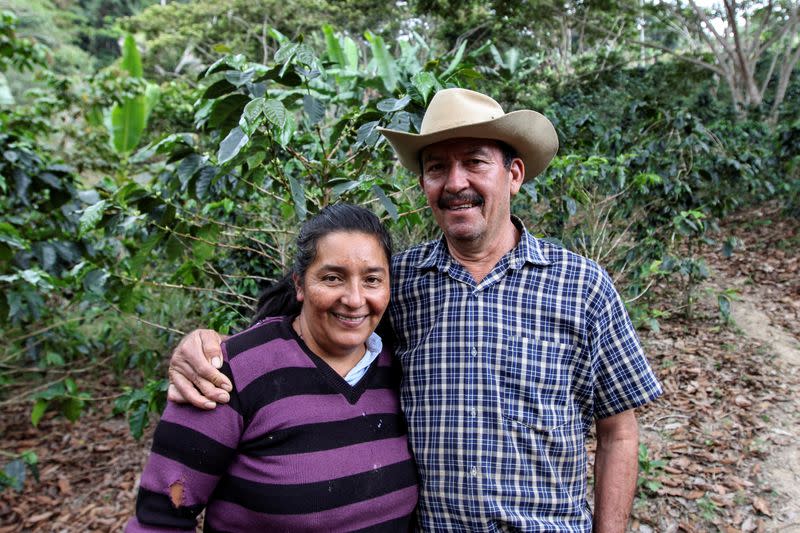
[126,315,418,532]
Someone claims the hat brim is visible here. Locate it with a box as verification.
[378,109,558,181]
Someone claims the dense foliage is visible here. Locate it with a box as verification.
[0,1,797,492]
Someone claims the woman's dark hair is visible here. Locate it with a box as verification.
[251,203,393,325]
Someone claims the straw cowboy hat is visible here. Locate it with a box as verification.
[378,88,559,181]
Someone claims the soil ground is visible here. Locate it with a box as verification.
[1,203,798,532]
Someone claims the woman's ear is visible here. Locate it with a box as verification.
[292,273,304,302]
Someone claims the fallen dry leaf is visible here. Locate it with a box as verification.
[27,512,53,523]
[58,476,72,495]
[752,496,772,517]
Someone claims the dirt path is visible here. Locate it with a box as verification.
[730,288,800,531]
[700,204,800,531]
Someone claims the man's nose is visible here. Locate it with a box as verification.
[443,163,469,191]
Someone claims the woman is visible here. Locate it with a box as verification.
[127,204,418,532]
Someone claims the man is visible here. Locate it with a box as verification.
[167,88,662,531]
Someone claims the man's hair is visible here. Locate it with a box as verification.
[251,203,393,325]
[417,140,520,176]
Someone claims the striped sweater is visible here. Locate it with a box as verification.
[127,316,418,532]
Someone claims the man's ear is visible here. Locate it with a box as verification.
[509,158,525,196]
[292,273,304,302]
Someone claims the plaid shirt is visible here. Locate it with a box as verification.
[389,218,662,532]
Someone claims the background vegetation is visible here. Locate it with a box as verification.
[1,0,798,514]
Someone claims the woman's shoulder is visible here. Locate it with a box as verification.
[222,315,293,359]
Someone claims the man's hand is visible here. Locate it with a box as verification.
[167,329,232,410]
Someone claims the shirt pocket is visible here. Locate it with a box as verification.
[500,335,578,432]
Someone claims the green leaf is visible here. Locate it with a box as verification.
[506,48,520,73]
[177,154,203,187]
[322,25,345,67]
[275,42,299,64]
[195,166,216,199]
[442,41,467,78]
[110,96,146,155]
[262,99,288,129]
[288,176,307,221]
[78,200,107,236]
[303,95,325,125]
[386,110,410,132]
[109,34,146,154]
[365,32,397,93]
[240,97,266,135]
[489,44,503,67]
[217,126,249,164]
[342,36,359,70]
[331,180,361,198]
[193,223,221,262]
[82,268,108,295]
[128,403,148,440]
[371,185,398,221]
[377,96,411,113]
[143,84,160,121]
[224,68,255,87]
[411,72,437,104]
[19,269,52,289]
[203,79,237,100]
[31,399,48,426]
[356,120,380,147]
[62,398,84,422]
[278,113,296,147]
[0,222,28,250]
[208,94,250,131]
[129,232,163,277]
[521,181,538,202]
[294,44,319,68]
[45,352,64,366]
[204,54,247,77]
[0,72,14,105]
[120,34,143,78]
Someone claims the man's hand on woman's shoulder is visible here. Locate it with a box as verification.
[167,329,232,409]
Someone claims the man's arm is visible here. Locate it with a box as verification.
[592,408,639,533]
[167,329,232,409]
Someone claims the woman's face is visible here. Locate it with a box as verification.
[295,231,390,361]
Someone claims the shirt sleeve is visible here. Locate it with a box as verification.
[126,361,243,532]
[587,266,663,420]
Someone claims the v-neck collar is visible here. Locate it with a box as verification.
[283,316,376,405]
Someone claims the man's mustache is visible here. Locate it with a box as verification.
[438,192,484,209]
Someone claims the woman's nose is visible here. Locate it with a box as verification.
[341,282,365,307]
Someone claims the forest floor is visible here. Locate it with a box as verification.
[0,202,798,532]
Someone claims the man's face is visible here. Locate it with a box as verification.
[419,138,523,250]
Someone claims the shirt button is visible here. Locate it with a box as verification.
[470,466,478,477]
[471,347,477,356]
[470,408,477,417]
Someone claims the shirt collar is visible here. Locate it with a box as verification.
[342,332,383,386]
[415,216,551,272]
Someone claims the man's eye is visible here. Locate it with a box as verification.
[322,275,341,283]
[365,276,383,285]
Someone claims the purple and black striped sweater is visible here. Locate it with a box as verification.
[127,316,418,532]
